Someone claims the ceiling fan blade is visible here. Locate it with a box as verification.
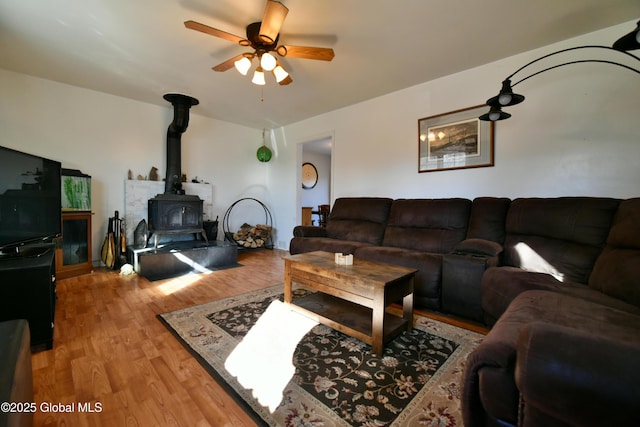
[281,46,335,61]
[184,20,246,45]
[259,0,289,44]
[212,54,245,72]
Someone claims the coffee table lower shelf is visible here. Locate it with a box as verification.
[288,292,409,352]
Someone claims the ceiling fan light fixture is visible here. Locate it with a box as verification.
[185,0,335,88]
[279,75,293,85]
[234,56,252,75]
[260,52,277,71]
[259,1,289,44]
[273,64,289,82]
[252,66,266,85]
[276,45,288,57]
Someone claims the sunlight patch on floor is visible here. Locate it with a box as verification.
[224,300,318,413]
[158,272,207,295]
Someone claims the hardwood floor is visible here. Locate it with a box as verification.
[31,249,487,426]
[32,249,286,427]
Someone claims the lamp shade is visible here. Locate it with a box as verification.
[260,52,277,71]
[273,64,289,82]
[258,0,289,44]
[234,56,252,75]
[613,20,640,51]
[487,79,525,107]
[479,105,511,121]
[252,67,266,85]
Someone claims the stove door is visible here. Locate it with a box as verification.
[163,204,201,229]
[148,198,203,232]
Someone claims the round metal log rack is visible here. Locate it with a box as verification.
[223,198,274,249]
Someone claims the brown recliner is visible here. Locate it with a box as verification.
[289,197,393,255]
[461,198,640,427]
[481,197,622,325]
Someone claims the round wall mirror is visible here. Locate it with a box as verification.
[301,162,318,189]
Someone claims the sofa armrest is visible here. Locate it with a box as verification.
[293,225,328,238]
[441,239,503,322]
[453,238,503,257]
[516,322,640,427]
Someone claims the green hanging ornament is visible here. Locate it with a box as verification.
[256,129,272,162]
[257,145,272,162]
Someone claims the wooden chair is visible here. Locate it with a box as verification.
[301,207,313,226]
[318,204,330,228]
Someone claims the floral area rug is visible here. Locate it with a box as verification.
[158,285,484,426]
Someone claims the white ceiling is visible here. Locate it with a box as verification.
[1,0,638,130]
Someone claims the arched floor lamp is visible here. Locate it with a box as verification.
[480,20,640,121]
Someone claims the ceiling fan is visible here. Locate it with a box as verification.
[185,0,335,86]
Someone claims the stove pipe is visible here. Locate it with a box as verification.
[163,93,199,194]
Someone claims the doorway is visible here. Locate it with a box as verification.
[299,135,333,227]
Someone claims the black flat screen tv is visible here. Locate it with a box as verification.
[0,145,62,254]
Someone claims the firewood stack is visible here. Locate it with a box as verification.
[233,223,272,248]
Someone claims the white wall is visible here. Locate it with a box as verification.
[0,69,265,262]
[270,21,640,250]
[2,21,638,256]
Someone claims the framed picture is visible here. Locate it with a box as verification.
[418,105,494,173]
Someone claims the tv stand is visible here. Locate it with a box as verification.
[56,211,93,279]
[0,243,56,351]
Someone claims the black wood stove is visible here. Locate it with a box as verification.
[147,93,206,247]
[147,194,207,247]
[129,92,238,279]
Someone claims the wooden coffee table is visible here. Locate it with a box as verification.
[283,251,416,355]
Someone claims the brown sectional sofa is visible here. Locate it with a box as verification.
[290,196,640,427]
[291,197,474,310]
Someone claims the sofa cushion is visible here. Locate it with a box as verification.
[466,197,511,244]
[355,245,443,310]
[325,197,393,245]
[382,198,471,253]
[482,266,640,325]
[502,197,620,284]
[589,198,640,308]
[289,237,374,256]
[482,267,564,324]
